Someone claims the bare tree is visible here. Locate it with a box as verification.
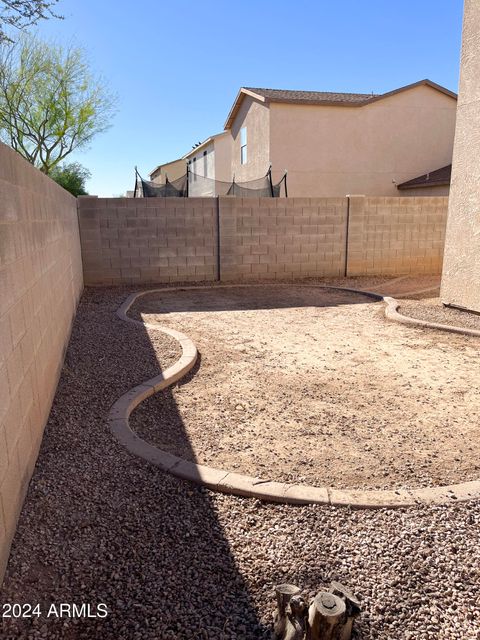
[0,35,116,173]
[0,1,62,42]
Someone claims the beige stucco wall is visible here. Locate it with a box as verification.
[441,0,480,313]
[230,96,270,181]
[0,143,83,581]
[214,133,233,183]
[188,143,216,196]
[184,133,232,195]
[151,159,186,184]
[258,85,455,197]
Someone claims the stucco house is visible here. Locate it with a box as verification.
[224,79,457,197]
[149,157,186,184]
[182,131,232,196]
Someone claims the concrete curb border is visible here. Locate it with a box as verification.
[108,284,480,509]
[384,296,480,337]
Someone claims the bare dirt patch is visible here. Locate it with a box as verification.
[130,283,480,491]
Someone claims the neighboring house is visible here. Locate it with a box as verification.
[149,158,186,184]
[183,132,232,196]
[396,164,452,196]
[223,80,457,197]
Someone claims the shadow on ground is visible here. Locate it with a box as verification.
[133,283,379,315]
[0,286,270,639]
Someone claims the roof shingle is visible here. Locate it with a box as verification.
[224,80,457,129]
[243,87,377,105]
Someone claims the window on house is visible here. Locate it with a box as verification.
[240,127,247,165]
[192,156,197,181]
[203,150,208,177]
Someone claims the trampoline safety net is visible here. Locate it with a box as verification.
[134,167,287,198]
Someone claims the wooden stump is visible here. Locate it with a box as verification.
[273,582,361,640]
[284,594,309,640]
[308,592,347,640]
[329,581,361,640]
[273,584,302,639]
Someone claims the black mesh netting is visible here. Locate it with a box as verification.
[134,169,287,198]
[137,174,188,197]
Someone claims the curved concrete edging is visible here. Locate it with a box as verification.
[107,284,480,509]
[384,296,480,337]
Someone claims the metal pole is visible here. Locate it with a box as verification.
[135,166,143,198]
[133,166,138,198]
[268,165,274,197]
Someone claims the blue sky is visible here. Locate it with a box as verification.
[33,0,464,196]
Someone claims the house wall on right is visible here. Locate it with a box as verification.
[441,0,480,313]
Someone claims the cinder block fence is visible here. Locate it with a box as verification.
[78,195,448,285]
[0,144,83,580]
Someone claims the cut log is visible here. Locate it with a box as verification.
[308,592,347,640]
[273,584,302,639]
[283,594,309,640]
[329,581,361,640]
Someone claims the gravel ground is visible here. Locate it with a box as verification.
[130,283,480,490]
[400,297,480,331]
[2,280,479,640]
[371,275,440,297]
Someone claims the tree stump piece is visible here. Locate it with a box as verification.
[329,581,361,640]
[283,594,309,640]
[273,584,302,639]
[308,592,347,640]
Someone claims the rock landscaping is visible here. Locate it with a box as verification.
[400,296,480,331]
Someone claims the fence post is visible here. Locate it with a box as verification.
[344,195,365,277]
[216,196,221,281]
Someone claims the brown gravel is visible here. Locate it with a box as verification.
[1,281,479,640]
[130,283,480,490]
[373,275,440,297]
[400,296,480,331]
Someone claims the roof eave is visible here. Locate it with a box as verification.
[366,79,457,107]
[224,88,266,130]
[182,131,229,159]
[397,180,450,190]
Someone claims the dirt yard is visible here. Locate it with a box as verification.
[129,282,480,491]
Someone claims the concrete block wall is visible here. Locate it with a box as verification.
[79,195,448,284]
[0,143,83,580]
[79,197,217,284]
[347,196,448,275]
[219,197,348,280]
